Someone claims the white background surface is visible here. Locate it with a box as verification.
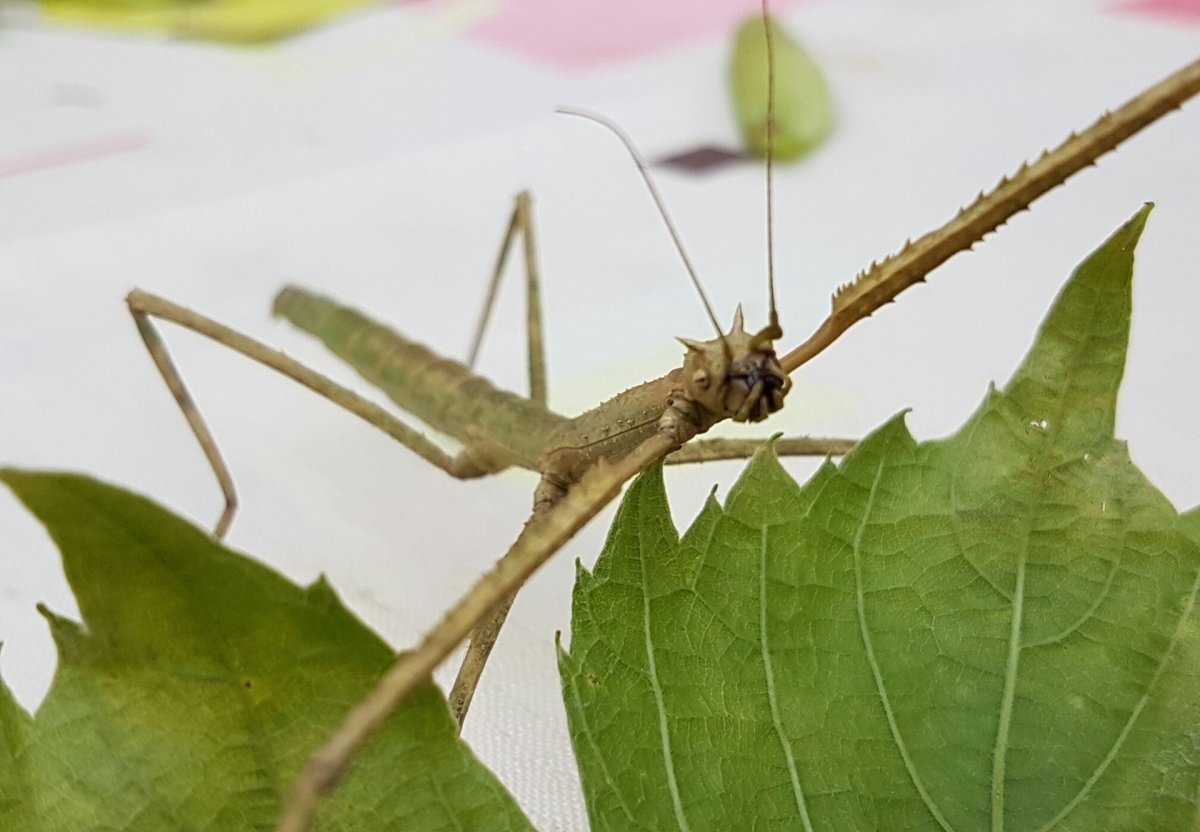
[2,1,1198,828]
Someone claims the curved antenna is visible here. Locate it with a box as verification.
[762,0,781,337]
[556,106,729,348]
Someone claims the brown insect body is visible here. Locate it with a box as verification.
[273,287,789,507]
[538,306,789,502]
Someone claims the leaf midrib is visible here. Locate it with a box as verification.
[854,457,957,832]
[758,523,813,831]
[993,290,1109,832]
[639,516,691,832]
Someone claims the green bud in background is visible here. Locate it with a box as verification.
[730,14,834,161]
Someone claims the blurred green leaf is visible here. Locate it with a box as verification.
[730,14,834,161]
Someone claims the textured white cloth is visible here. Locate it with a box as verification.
[2,2,1198,828]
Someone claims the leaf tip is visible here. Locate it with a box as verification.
[36,603,86,654]
[573,557,595,586]
[755,432,786,463]
[1118,201,1154,248]
[845,409,917,465]
[304,573,343,608]
[0,467,34,497]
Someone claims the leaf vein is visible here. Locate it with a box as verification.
[564,664,637,826]
[758,524,814,830]
[1034,559,1200,831]
[1024,539,1122,649]
[950,413,1013,603]
[855,458,958,832]
[639,515,692,832]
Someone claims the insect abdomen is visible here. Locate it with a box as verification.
[273,286,564,471]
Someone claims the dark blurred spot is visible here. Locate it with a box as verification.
[656,145,747,175]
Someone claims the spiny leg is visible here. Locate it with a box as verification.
[451,191,550,726]
[127,290,492,538]
[780,57,1200,374]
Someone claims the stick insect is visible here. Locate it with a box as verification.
[116,5,1200,828]
[129,12,859,727]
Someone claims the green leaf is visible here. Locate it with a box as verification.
[561,204,1200,830]
[0,472,534,831]
[37,0,380,44]
[729,14,835,161]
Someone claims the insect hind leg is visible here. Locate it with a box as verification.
[127,290,493,538]
[130,307,238,539]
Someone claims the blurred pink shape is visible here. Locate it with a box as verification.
[1113,0,1200,21]
[0,132,150,179]
[468,0,802,68]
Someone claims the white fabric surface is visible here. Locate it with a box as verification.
[2,1,1198,828]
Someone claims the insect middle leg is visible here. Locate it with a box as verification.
[467,190,548,407]
[449,190,553,726]
[668,435,856,463]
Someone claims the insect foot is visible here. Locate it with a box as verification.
[679,305,791,424]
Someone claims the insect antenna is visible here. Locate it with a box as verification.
[556,105,731,354]
[759,0,783,343]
